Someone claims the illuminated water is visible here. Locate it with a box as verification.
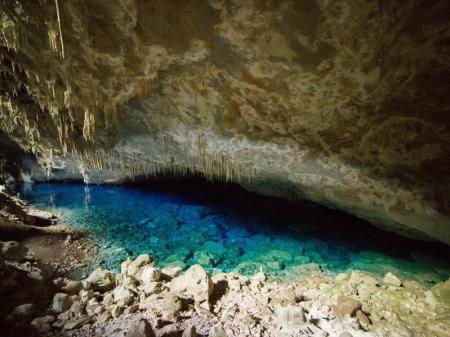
[18,181,450,284]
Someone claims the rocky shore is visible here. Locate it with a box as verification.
[1,192,450,337]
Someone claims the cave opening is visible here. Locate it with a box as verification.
[16,176,450,286]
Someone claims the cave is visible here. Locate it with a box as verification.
[1,1,450,337]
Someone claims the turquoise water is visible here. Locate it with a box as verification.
[18,181,450,284]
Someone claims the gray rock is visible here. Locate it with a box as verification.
[53,293,72,313]
[334,296,361,318]
[126,319,156,337]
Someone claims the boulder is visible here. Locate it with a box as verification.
[334,296,361,318]
[356,310,371,331]
[31,315,55,333]
[122,254,153,279]
[274,305,305,330]
[383,272,402,287]
[113,285,135,305]
[62,280,82,295]
[52,293,72,313]
[86,268,115,292]
[126,319,156,337]
[11,303,34,318]
[162,265,183,278]
[140,265,161,284]
[170,264,213,307]
[160,323,182,337]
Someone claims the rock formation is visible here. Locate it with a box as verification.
[0,1,449,244]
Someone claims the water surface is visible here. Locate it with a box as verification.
[18,181,450,284]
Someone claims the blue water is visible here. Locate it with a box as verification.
[18,181,450,284]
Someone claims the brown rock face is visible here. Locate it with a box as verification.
[0,1,449,244]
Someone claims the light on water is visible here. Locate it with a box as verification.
[18,181,450,285]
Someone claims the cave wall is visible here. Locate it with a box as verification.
[0,0,450,244]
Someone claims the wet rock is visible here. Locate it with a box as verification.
[170,264,213,309]
[274,305,305,330]
[86,268,116,292]
[334,296,361,318]
[208,323,227,337]
[182,325,197,337]
[53,293,72,313]
[1,241,28,260]
[383,272,402,287]
[31,315,55,333]
[126,319,156,337]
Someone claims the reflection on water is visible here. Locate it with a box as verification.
[18,181,450,284]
